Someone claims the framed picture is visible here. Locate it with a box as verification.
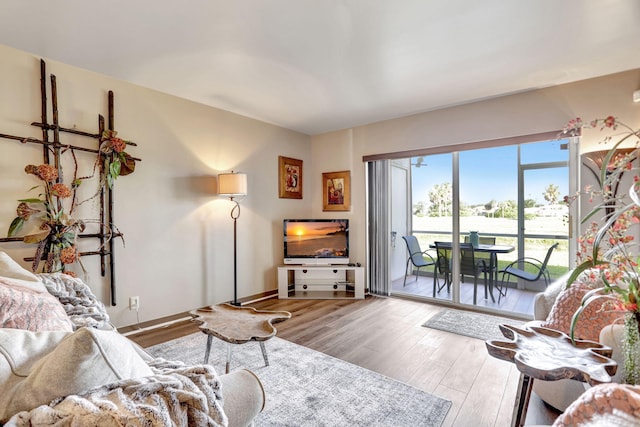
[278,156,303,199]
[322,170,350,211]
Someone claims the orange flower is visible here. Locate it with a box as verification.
[35,164,58,182]
[60,246,77,264]
[63,271,77,278]
[51,183,72,198]
[111,137,126,153]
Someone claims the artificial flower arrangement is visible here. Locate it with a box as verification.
[562,115,640,384]
[7,164,85,274]
[100,129,136,188]
[6,130,136,274]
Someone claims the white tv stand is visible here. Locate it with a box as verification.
[277,265,364,299]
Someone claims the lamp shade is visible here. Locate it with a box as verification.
[218,172,247,196]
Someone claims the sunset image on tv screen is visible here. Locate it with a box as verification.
[285,221,347,257]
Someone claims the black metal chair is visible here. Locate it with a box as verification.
[498,242,559,303]
[433,242,453,296]
[401,235,437,293]
[464,235,496,278]
[458,243,490,305]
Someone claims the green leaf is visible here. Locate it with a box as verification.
[107,174,114,189]
[7,217,25,237]
[599,134,637,188]
[591,202,637,260]
[17,198,44,203]
[61,232,76,245]
[110,158,121,178]
[565,260,608,289]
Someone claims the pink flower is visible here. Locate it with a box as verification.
[604,116,616,128]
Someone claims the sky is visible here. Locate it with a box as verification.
[411,138,570,207]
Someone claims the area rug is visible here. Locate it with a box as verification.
[147,333,451,427]
[422,309,526,341]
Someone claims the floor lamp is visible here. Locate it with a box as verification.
[218,171,247,306]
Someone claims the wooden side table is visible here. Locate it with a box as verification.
[190,304,291,373]
[486,324,617,427]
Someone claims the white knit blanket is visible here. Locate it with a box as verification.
[5,360,228,427]
[6,275,228,426]
[38,273,112,330]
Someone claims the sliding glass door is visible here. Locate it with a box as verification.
[389,137,572,316]
[518,140,570,293]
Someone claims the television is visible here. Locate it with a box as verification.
[283,219,349,265]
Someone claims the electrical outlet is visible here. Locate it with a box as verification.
[129,296,140,311]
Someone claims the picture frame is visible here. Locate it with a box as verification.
[278,156,303,199]
[322,170,350,211]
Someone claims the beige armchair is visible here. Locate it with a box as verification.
[528,271,625,412]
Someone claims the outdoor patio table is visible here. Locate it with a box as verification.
[429,242,514,302]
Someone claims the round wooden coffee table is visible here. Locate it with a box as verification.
[190,304,291,373]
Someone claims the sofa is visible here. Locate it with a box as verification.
[528,269,626,413]
[0,251,265,426]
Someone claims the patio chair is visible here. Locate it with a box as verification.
[459,243,490,305]
[497,242,559,303]
[464,235,496,277]
[433,242,454,296]
[401,235,437,293]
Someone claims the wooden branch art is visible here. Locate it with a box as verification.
[0,59,142,306]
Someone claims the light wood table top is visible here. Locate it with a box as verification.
[486,324,616,384]
[486,324,616,427]
[190,304,292,344]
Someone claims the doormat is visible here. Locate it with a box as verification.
[422,309,526,341]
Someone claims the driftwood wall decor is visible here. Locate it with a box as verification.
[0,59,141,306]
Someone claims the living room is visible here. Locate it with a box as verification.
[1,2,640,425]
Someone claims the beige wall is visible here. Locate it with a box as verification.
[311,69,640,274]
[0,45,311,327]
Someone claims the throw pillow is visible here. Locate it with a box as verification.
[0,251,46,293]
[541,279,621,342]
[0,278,73,332]
[0,327,154,422]
[553,383,640,426]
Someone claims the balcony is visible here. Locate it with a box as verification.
[391,274,541,317]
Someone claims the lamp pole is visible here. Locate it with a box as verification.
[230,198,241,306]
[217,171,247,306]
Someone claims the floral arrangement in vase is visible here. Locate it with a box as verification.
[562,115,640,384]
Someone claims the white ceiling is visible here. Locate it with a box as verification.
[1,1,640,135]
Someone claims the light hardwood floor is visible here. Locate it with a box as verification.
[128,296,560,426]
